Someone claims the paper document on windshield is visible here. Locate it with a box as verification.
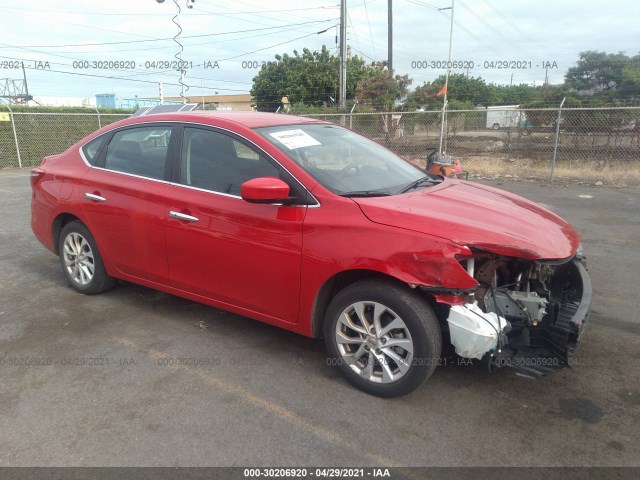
[269,129,321,150]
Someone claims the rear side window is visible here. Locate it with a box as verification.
[81,135,107,166]
[103,126,172,180]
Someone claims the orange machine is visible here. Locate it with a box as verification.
[426,149,454,176]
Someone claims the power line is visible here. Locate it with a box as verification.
[457,0,543,62]
[446,16,510,60]
[0,16,338,93]
[362,0,377,58]
[349,46,377,63]
[402,0,439,11]
[2,60,264,92]
[347,13,365,60]
[18,64,251,94]
[20,65,181,86]
[0,5,339,16]
[192,0,319,30]
[216,27,335,62]
[0,17,337,90]
[479,0,559,58]
[110,26,335,82]
[0,20,336,49]
[197,0,336,24]
[39,24,337,56]
[404,0,509,60]
[0,7,157,41]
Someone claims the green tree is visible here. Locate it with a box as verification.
[250,46,374,112]
[354,62,412,111]
[565,51,640,105]
[404,74,490,110]
[566,51,629,93]
[488,83,545,106]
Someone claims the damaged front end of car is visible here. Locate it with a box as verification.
[441,246,592,377]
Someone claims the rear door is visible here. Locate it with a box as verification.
[164,125,308,324]
[78,123,176,284]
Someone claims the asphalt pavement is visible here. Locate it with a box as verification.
[0,168,638,467]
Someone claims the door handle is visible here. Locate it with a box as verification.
[169,211,199,222]
[84,192,106,202]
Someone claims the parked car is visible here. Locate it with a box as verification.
[31,111,592,397]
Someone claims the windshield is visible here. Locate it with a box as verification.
[255,123,426,196]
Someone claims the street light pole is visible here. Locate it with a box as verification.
[438,0,455,155]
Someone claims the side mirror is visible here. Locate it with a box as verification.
[240,177,290,204]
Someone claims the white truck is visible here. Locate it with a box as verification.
[486,105,528,130]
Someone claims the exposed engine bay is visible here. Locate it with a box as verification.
[445,250,592,377]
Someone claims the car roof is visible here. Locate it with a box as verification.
[125,111,327,129]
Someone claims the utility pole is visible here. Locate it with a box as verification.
[0,76,32,104]
[339,0,347,111]
[551,97,566,183]
[438,0,455,155]
[544,66,549,85]
[388,0,393,73]
[21,62,31,102]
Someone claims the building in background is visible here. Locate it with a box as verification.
[20,93,253,111]
[117,97,182,109]
[163,93,253,111]
[95,94,116,108]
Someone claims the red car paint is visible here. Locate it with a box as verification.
[354,181,580,260]
[31,111,582,339]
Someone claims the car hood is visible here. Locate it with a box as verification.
[353,180,580,260]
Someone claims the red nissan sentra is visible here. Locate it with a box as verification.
[31,111,591,397]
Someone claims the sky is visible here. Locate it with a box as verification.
[1,0,639,103]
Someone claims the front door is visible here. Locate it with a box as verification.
[164,126,306,324]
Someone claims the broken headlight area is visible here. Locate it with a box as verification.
[444,251,592,378]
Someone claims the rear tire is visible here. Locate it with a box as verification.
[324,279,442,397]
[58,221,117,294]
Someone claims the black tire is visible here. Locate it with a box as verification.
[323,279,442,397]
[58,221,117,295]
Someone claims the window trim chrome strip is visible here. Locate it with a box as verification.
[77,118,321,208]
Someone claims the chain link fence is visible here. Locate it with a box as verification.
[0,107,129,168]
[1,106,638,185]
[303,107,640,186]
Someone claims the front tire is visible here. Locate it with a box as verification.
[324,280,442,397]
[58,221,117,294]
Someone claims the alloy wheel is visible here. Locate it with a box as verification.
[62,232,95,286]
[335,301,414,384]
